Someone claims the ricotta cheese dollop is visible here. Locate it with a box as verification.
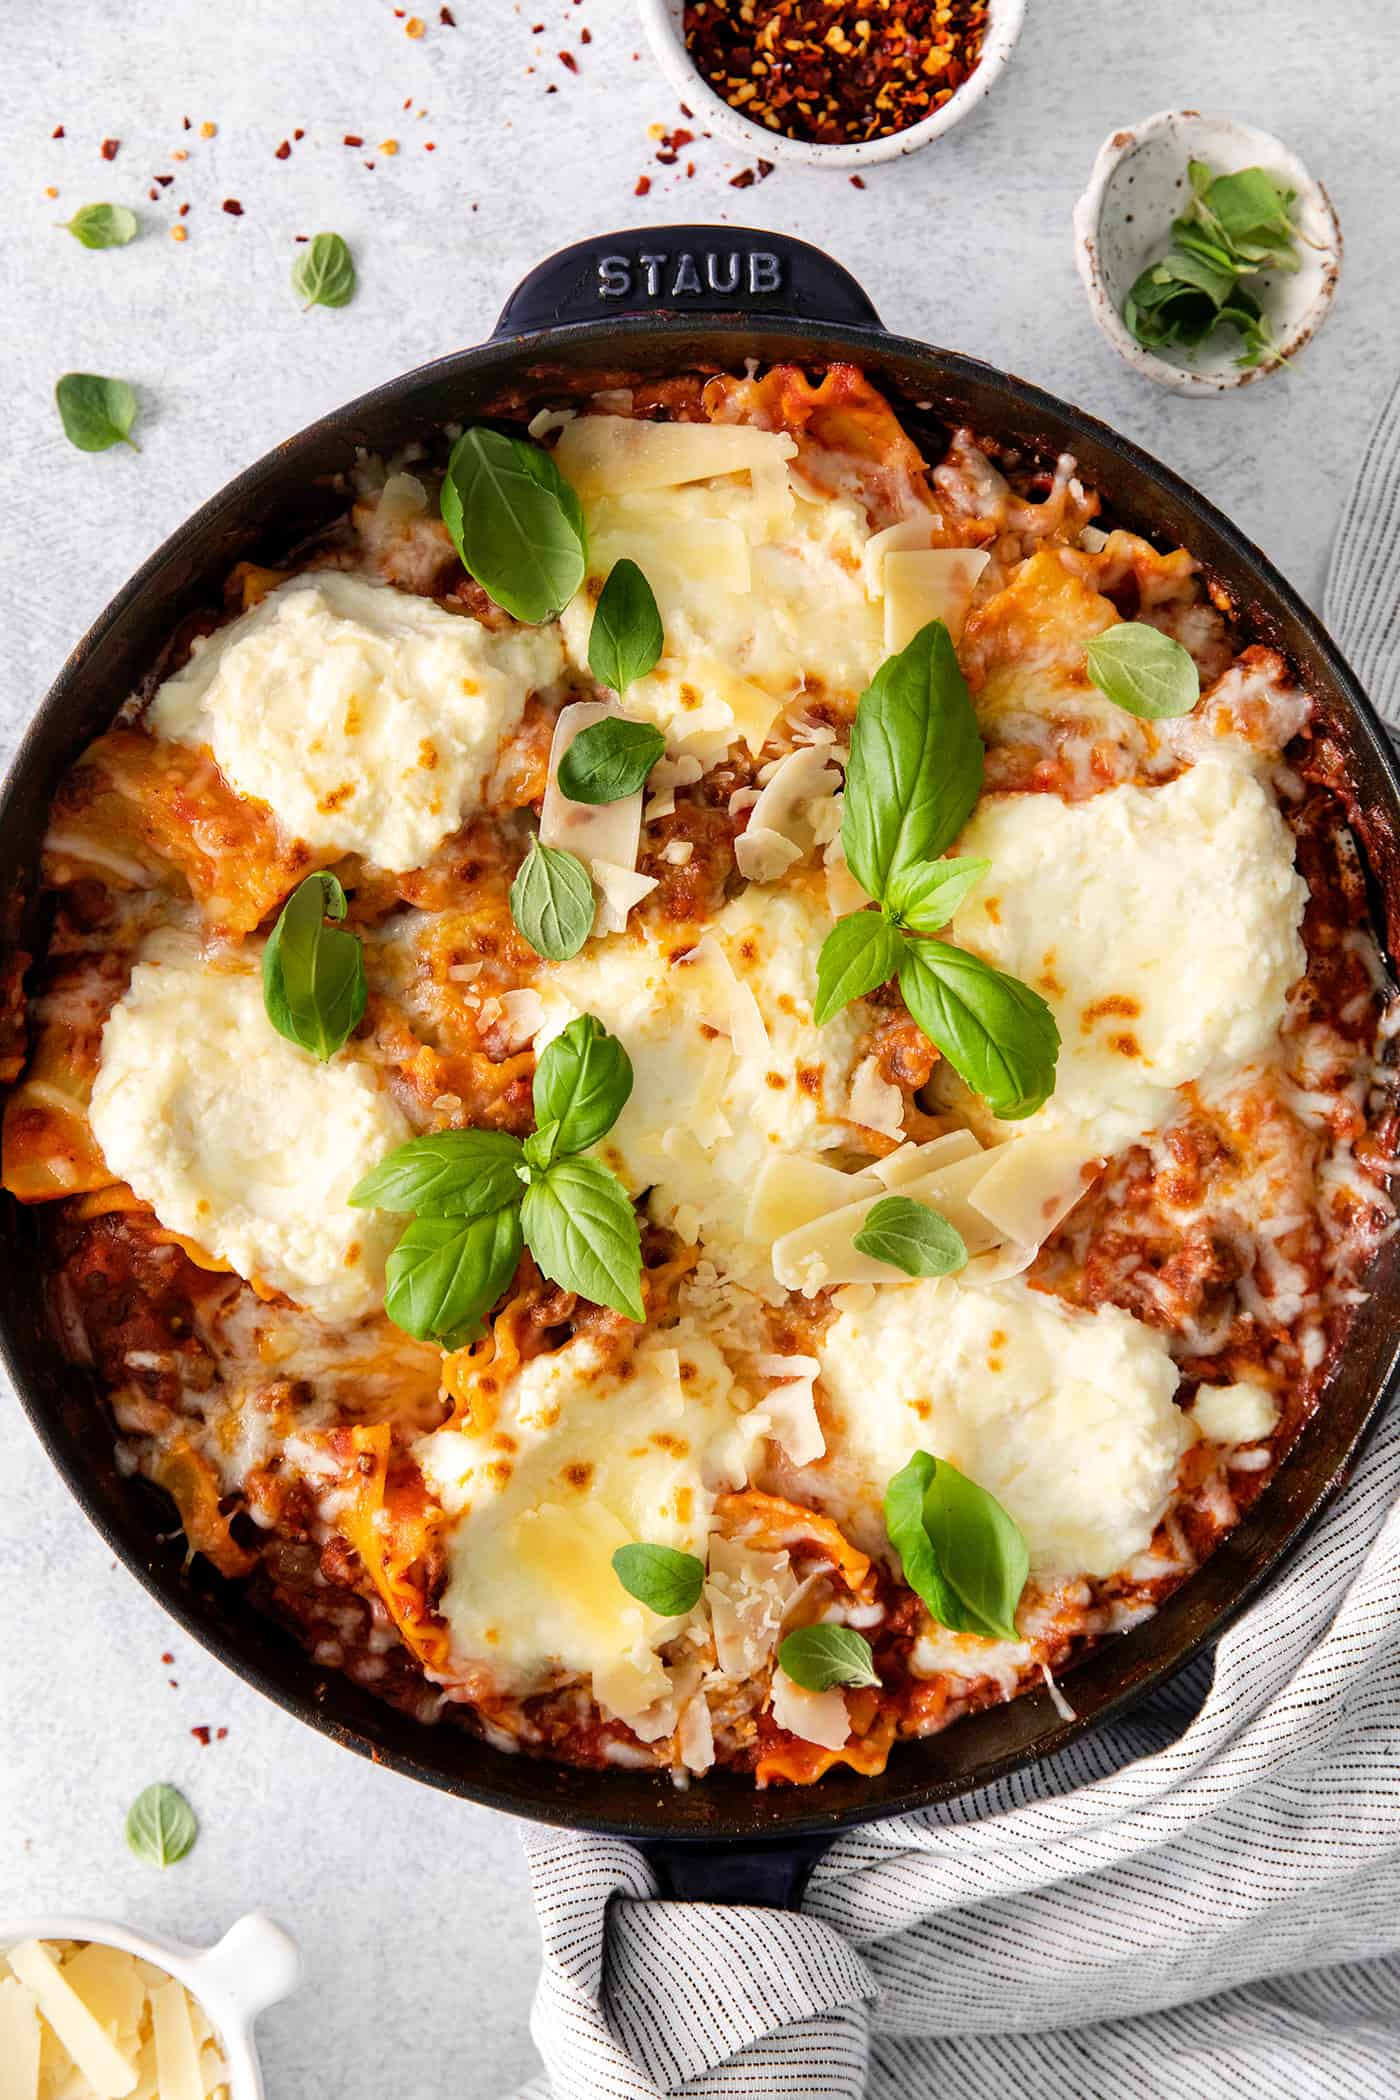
[149,571,564,873]
[89,935,410,1321]
[949,758,1308,1153]
[417,1321,763,1724]
[813,1274,1191,1579]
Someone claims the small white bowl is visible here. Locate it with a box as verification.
[1073,110,1342,393]
[0,1911,301,2100]
[639,0,1026,170]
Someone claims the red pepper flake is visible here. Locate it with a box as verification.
[531,21,544,30]
[178,201,190,216]
[191,1725,211,1746]
[100,137,120,160]
[222,197,243,215]
[440,5,456,21]
[52,124,65,138]
[424,140,436,150]
[686,160,696,176]
[364,160,376,169]
[344,132,364,146]
[850,173,866,188]
[216,1727,228,1741]
[559,49,578,72]
[581,24,592,41]
[656,149,678,165]
[182,116,191,130]
[545,83,557,94]
[294,127,305,139]
[671,127,694,146]
[294,233,309,242]
[161,1653,174,1665]
[680,102,694,118]
[155,173,174,186]
[275,139,291,159]
[755,157,774,178]
[683,0,989,146]
[635,174,652,196]
[168,1676,179,1685]
[405,14,426,35]
[729,166,755,188]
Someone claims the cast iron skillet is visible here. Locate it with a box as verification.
[3,228,1399,1908]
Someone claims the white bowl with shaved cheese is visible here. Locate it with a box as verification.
[0,1915,300,2100]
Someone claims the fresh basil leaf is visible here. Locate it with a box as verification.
[440,427,587,624]
[348,1128,525,1217]
[777,1624,880,1692]
[1187,158,1213,199]
[852,1196,968,1278]
[510,839,595,961]
[611,1542,705,1616]
[813,910,903,1025]
[291,231,356,310]
[262,871,367,1061]
[523,1121,561,1174]
[61,202,138,249]
[558,716,665,805]
[886,855,990,934]
[1084,623,1200,720]
[586,559,665,698]
[383,1206,523,1345]
[55,371,139,452]
[885,1451,1028,1643]
[1206,166,1295,249]
[842,620,984,902]
[898,938,1059,1121]
[532,1013,633,1155]
[125,1782,197,1868]
[520,1155,643,1321]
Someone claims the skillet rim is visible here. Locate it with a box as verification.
[3,307,1398,1845]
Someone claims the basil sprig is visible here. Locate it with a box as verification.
[778,1624,880,1692]
[852,1196,967,1278]
[510,838,595,961]
[61,202,138,249]
[350,1013,644,1340]
[1123,159,1298,370]
[125,1782,197,1868]
[612,1543,705,1616]
[1084,623,1200,720]
[885,1451,1029,1644]
[814,621,1060,1122]
[56,371,139,452]
[558,717,665,806]
[292,231,356,311]
[262,871,367,1061]
[587,557,665,698]
[440,427,587,624]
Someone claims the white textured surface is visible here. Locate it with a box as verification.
[1,3,1397,2097]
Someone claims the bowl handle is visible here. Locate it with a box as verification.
[493,226,883,336]
[638,1834,832,1910]
[184,1912,302,2022]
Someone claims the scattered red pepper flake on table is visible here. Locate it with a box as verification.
[216,1727,228,1741]
[155,173,173,186]
[100,137,120,160]
[728,157,774,188]
[406,13,426,34]
[294,127,305,139]
[222,197,243,215]
[581,24,592,41]
[200,120,217,138]
[161,1653,174,1665]
[52,124,65,138]
[344,133,364,146]
[171,224,187,241]
[850,173,866,188]
[559,49,578,72]
[275,139,291,159]
[191,1726,211,1746]
[684,0,989,146]
[45,184,58,198]
[440,5,456,21]
[635,173,652,195]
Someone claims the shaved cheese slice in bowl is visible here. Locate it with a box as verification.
[0,1916,299,2100]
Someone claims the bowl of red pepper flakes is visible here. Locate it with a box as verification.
[641,0,1025,168]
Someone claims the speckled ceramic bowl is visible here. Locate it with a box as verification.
[0,1912,300,2100]
[638,0,1026,170]
[1073,110,1342,394]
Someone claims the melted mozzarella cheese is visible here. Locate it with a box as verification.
[416,1322,762,1719]
[149,571,563,872]
[89,935,409,1320]
[812,1275,1189,1579]
[538,886,871,1295]
[950,759,1308,1153]
[555,417,886,759]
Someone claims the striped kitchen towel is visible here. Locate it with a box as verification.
[512,373,1400,2100]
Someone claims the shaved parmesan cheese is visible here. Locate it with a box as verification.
[883,548,990,652]
[5,1942,137,2099]
[540,700,643,872]
[677,1693,716,1775]
[0,1977,40,2100]
[772,1147,1004,1293]
[770,1668,850,1751]
[964,1128,1094,1243]
[591,860,659,935]
[644,754,703,822]
[553,415,798,498]
[150,1982,202,2100]
[746,1153,881,1245]
[823,832,868,918]
[478,988,547,1051]
[756,1376,826,1466]
[847,1055,905,1136]
[680,937,769,1064]
[60,1949,144,2054]
[705,1537,797,1677]
[872,1130,982,1186]
[734,746,842,885]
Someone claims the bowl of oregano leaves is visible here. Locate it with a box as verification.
[1073,110,1342,393]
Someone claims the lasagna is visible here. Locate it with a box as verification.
[4,363,1395,1787]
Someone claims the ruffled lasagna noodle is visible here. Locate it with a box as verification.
[4,363,1396,1786]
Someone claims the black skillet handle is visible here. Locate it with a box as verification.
[493,226,883,336]
[638,1833,833,1910]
